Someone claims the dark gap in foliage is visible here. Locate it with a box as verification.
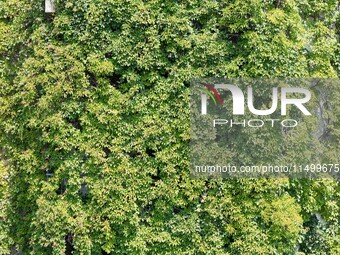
[101,250,109,255]
[53,33,65,42]
[104,52,112,58]
[45,13,55,22]
[9,247,20,255]
[65,117,82,130]
[36,84,44,96]
[108,73,121,88]
[79,173,89,203]
[82,153,89,163]
[65,234,75,255]
[227,33,241,44]
[0,148,10,167]
[86,70,122,89]
[45,168,54,181]
[56,178,67,195]
[183,81,191,88]
[141,205,153,218]
[151,167,161,184]
[223,238,232,250]
[172,206,183,214]
[165,52,177,64]
[274,0,286,8]
[86,71,99,87]
[127,150,142,158]
[17,206,28,217]
[103,147,111,158]
[281,125,294,135]
[79,181,89,202]
[215,133,222,143]
[145,147,156,158]
[191,19,203,30]
[299,213,331,254]
[319,128,331,140]
[62,105,84,131]
[140,200,155,219]
[160,68,170,79]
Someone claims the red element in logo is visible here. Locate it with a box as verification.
[201,83,223,105]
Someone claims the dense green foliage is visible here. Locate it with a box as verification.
[0,0,339,254]
[0,159,11,255]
